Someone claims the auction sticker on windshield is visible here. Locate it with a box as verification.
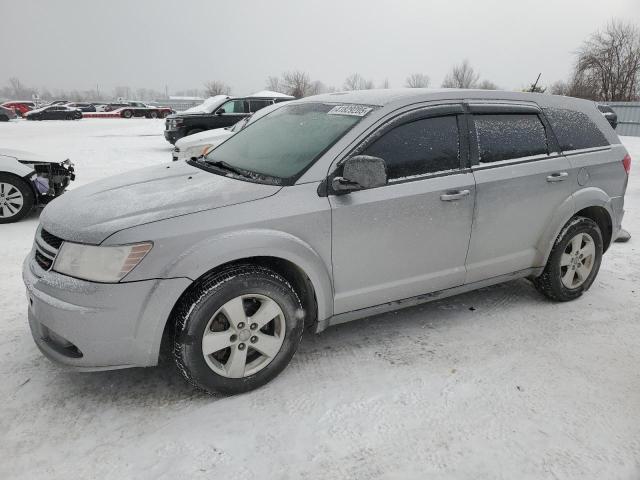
[327,105,373,116]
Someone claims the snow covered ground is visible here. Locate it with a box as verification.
[0,119,639,479]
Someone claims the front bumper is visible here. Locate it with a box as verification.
[23,251,191,371]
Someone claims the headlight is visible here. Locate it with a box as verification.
[53,242,153,283]
[183,144,213,159]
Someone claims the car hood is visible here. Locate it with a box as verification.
[40,161,281,244]
[175,128,234,149]
[0,148,64,164]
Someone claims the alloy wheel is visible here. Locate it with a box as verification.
[201,294,286,378]
[560,232,596,289]
[0,182,24,218]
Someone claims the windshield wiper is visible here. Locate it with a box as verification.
[203,159,250,177]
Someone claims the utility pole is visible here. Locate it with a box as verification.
[530,73,542,93]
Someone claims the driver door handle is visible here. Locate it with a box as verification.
[546,172,569,182]
[440,189,471,201]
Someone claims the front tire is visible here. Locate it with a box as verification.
[0,174,35,223]
[174,265,304,395]
[0,115,8,122]
[122,110,133,118]
[533,216,603,301]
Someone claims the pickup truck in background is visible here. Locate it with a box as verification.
[163,91,294,144]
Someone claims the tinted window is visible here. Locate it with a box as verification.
[474,114,548,163]
[543,108,609,151]
[249,99,272,112]
[363,116,460,180]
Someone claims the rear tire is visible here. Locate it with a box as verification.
[148,111,158,119]
[122,110,133,118]
[0,115,8,122]
[173,265,304,395]
[0,174,35,223]
[533,216,603,301]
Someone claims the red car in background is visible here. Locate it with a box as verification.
[1,101,35,116]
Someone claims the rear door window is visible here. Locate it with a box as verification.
[249,99,273,113]
[363,115,460,180]
[543,107,609,151]
[474,114,548,163]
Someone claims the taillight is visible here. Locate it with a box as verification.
[623,154,631,174]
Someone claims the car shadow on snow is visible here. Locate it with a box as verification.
[43,277,547,403]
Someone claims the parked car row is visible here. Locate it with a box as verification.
[0,100,173,119]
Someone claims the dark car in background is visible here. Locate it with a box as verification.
[164,92,294,144]
[105,102,173,118]
[25,105,82,120]
[597,104,618,129]
[65,102,97,112]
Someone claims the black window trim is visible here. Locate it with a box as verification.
[466,103,559,169]
[325,103,470,195]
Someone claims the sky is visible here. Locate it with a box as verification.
[1,0,639,97]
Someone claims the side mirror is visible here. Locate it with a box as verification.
[215,108,225,115]
[331,155,387,194]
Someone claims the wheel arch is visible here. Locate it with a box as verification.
[150,230,334,365]
[537,187,615,266]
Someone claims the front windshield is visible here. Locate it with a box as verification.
[203,102,371,181]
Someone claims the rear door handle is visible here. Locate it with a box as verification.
[546,172,569,182]
[440,189,471,201]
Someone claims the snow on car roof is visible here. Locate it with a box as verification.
[248,90,294,99]
[299,88,603,111]
[181,95,230,114]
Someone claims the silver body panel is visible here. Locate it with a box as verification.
[23,89,628,370]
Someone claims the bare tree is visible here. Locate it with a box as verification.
[204,80,231,97]
[405,73,430,88]
[343,73,374,90]
[280,71,314,98]
[477,79,499,90]
[379,78,390,89]
[441,60,480,88]
[265,76,284,93]
[309,80,335,95]
[8,77,24,97]
[575,20,640,101]
[114,86,132,100]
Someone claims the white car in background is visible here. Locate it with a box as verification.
[0,149,75,223]
[172,101,289,161]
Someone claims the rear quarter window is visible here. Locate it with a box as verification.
[543,107,609,151]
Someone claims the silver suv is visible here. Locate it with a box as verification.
[23,89,630,394]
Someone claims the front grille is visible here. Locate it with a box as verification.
[33,226,64,273]
[40,229,63,249]
[35,250,53,270]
